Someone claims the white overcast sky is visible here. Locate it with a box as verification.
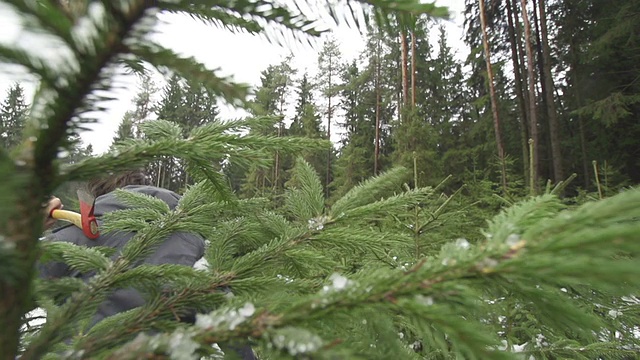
[0,0,467,154]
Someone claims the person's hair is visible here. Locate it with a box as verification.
[86,169,151,197]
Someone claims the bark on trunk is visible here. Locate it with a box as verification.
[374,35,382,176]
[156,160,162,187]
[274,126,281,192]
[520,0,539,194]
[274,96,286,191]
[506,0,530,185]
[326,55,333,198]
[479,0,508,193]
[569,43,590,188]
[538,0,564,185]
[512,0,530,112]
[400,30,409,106]
[396,36,403,126]
[532,0,552,181]
[410,31,417,108]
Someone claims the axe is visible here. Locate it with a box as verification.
[50,189,100,239]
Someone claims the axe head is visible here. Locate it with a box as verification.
[77,189,99,239]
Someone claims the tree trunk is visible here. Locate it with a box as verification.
[374,35,381,176]
[479,0,508,193]
[569,42,590,189]
[396,36,403,127]
[391,35,403,153]
[157,159,164,188]
[400,30,409,106]
[532,0,552,181]
[326,55,333,198]
[274,96,285,192]
[273,126,281,192]
[512,0,530,115]
[410,31,417,108]
[538,0,564,185]
[532,0,546,99]
[506,0,530,185]
[520,0,539,194]
[0,187,42,360]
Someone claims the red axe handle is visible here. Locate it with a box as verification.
[49,190,99,240]
[50,209,99,239]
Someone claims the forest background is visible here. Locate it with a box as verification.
[4,0,639,200]
[1,0,640,358]
[3,0,638,202]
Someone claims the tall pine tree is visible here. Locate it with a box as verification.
[0,84,28,151]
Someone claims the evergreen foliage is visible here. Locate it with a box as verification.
[1,1,639,360]
[0,83,28,151]
[288,73,326,185]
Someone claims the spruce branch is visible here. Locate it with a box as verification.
[63,119,327,185]
[27,1,157,192]
[34,277,85,304]
[284,157,326,222]
[38,241,111,275]
[1,0,454,357]
[20,259,129,359]
[130,45,250,107]
[3,1,76,49]
[335,187,434,222]
[24,201,216,358]
[332,166,411,215]
[163,5,264,34]
[103,189,640,359]
[0,47,60,89]
[522,341,640,359]
[76,279,231,355]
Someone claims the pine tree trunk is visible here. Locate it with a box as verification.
[520,0,539,194]
[326,56,332,198]
[569,44,590,189]
[532,0,552,181]
[396,36,403,126]
[512,0,530,107]
[274,135,281,191]
[410,31,417,108]
[374,35,382,176]
[538,0,564,186]
[506,0,530,185]
[512,0,533,184]
[156,159,163,188]
[400,30,409,106]
[274,98,285,192]
[479,0,508,193]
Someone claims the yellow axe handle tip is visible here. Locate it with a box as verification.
[51,209,83,229]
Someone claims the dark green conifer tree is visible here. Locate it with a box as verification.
[331,61,373,198]
[316,37,343,198]
[240,59,297,198]
[288,73,327,188]
[0,83,28,151]
[2,2,640,360]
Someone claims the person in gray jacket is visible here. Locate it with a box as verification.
[41,170,206,328]
[40,170,258,359]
